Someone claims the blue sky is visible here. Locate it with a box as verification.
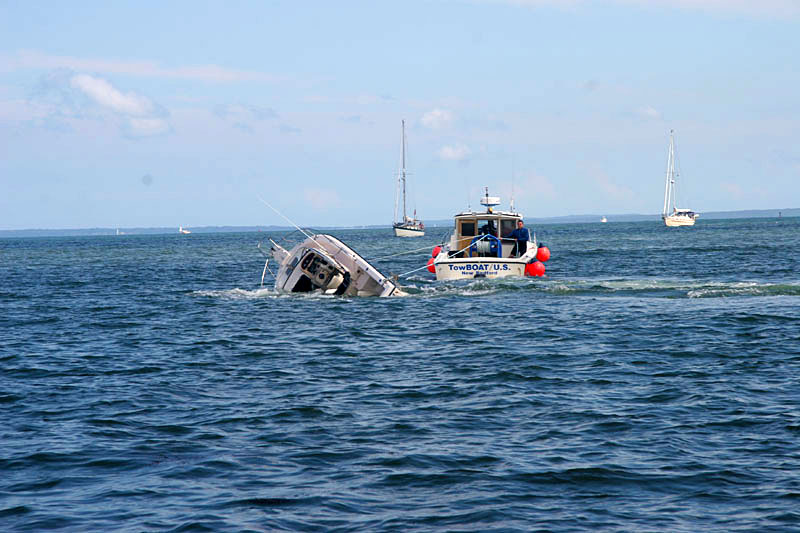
[1,0,799,229]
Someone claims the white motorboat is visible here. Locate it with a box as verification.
[393,120,424,237]
[601,216,607,223]
[179,226,191,234]
[430,188,547,280]
[662,130,699,227]
[267,233,404,297]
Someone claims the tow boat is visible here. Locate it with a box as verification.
[430,188,548,280]
[266,233,404,297]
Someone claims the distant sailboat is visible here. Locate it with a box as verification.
[662,130,699,227]
[179,226,191,234]
[393,120,424,237]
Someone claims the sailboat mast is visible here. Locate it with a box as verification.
[401,120,407,222]
[662,130,674,216]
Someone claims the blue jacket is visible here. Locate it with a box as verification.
[506,227,530,241]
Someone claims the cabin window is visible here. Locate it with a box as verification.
[501,219,516,238]
[291,275,314,292]
[477,219,497,236]
[460,221,475,237]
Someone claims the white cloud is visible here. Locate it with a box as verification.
[472,0,800,17]
[438,144,471,161]
[65,74,170,137]
[421,108,454,129]
[2,50,282,83]
[619,0,799,16]
[70,74,154,116]
[637,105,662,120]
[214,103,277,121]
[722,182,744,197]
[304,187,341,209]
[127,117,170,137]
[589,166,635,201]
[514,172,557,201]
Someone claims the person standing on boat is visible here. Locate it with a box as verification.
[506,220,530,257]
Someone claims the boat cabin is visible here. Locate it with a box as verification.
[450,209,526,258]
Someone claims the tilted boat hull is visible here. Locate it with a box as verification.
[270,234,403,297]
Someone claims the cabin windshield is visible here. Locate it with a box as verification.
[500,219,516,238]
[476,218,498,236]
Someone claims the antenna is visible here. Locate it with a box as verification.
[510,157,515,213]
[256,195,321,246]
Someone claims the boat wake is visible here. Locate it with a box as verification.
[194,279,800,301]
[193,288,291,300]
[400,277,800,299]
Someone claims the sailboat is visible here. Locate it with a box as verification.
[393,120,424,237]
[662,130,699,227]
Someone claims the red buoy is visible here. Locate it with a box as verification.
[426,257,436,273]
[525,261,545,277]
[432,245,441,258]
[536,246,550,262]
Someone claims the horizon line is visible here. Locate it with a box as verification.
[1,207,796,235]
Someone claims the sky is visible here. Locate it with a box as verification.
[1,0,799,229]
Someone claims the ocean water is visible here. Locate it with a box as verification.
[2,218,800,532]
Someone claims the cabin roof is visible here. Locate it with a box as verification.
[454,210,523,219]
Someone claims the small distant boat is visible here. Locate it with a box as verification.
[431,188,548,280]
[662,130,699,227]
[179,226,191,234]
[268,233,404,297]
[393,120,424,237]
[600,216,607,223]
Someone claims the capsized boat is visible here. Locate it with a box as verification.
[430,188,548,280]
[662,130,699,227]
[267,233,404,297]
[393,120,424,237]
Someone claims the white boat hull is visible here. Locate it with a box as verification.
[393,225,424,237]
[661,131,699,227]
[433,238,538,280]
[434,257,528,280]
[663,215,697,227]
[270,234,403,297]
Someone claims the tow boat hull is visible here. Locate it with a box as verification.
[433,257,528,280]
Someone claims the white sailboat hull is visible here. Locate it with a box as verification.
[393,120,425,238]
[661,131,699,227]
[393,225,424,237]
[663,214,698,227]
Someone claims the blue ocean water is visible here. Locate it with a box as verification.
[2,218,800,532]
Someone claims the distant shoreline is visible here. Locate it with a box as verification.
[1,208,797,238]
